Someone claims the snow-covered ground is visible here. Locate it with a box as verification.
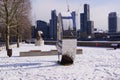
[0,43,120,80]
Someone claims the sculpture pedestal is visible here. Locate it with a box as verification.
[35,39,44,46]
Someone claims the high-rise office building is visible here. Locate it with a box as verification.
[87,21,94,34]
[84,4,90,35]
[84,4,90,21]
[80,13,85,33]
[80,4,94,39]
[36,20,49,39]
[49,10,57,40]
[71,11,76,30]
[108,12,120,33]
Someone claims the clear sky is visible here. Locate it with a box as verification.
[31,0,120,31]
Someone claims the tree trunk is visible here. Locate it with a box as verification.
[20,36,22,42]
[6,25,10,51]
[17,26,20,48]
[17,36,20,47]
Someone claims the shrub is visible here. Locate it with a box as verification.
[60,54,73,65]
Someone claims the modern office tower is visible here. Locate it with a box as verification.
[108,12,117,33]
[108,12,120,33]
[80,13,85,33]
[84,4,90,21]
[80,4,94,39]
[87,21,94,34]
[49,10,57,40]
[36,20,49,39]
[71,11,76,30]
[84,4,90,35]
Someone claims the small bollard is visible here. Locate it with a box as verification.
[7,49,12,57]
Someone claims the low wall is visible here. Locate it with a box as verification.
[20,49,83,57]
[77,41,119,48]
[44,41,120,48]
[45,41,56,45]
[20,50,58,57]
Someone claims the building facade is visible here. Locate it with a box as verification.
[49,10,57,40]
[80,4,94,40]
[108,12,120,33]
[87,21,94,34]
[31,26,36,38]
[71,11,76,30]
[36,20,49,40]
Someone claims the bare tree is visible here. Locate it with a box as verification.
[0,0,31,54]
[14,0,31,47]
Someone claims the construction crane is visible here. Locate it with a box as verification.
[66,0,70,12]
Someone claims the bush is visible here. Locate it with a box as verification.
[60,54,73,65]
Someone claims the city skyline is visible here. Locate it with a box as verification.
[31,0,120,30]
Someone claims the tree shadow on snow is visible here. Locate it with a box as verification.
[0,60,60,71]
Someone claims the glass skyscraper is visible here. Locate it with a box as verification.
[108,12,120,33]
[80,4,94,39]
[49,10,57,40]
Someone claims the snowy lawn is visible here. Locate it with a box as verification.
[0,44,120,80]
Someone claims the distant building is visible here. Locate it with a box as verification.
[80,4,94,40]
[87,21,94,34]
[31,26,36,38]
[49,10,57,40]
[84,4,90,21]
[71,11,76,30]
[108,12,117,33]
[36,20,49,40]
[80,13,85,33]
[108,12,120,33]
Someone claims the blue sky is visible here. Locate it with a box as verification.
[31,0,120,30]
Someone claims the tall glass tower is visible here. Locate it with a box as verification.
[108,12,117,33]
[80,4,94,39]
[84,4,90,21]
[49,10,57,40]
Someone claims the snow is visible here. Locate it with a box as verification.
[0,43,120,80]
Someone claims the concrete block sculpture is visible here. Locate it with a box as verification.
[56,12,77,65]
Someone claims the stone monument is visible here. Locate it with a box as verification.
[56,12,77,65]
[35,31,44,46]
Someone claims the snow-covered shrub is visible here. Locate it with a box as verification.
[60,54,73,65]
